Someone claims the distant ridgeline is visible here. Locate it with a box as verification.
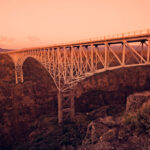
[0,48,13,52]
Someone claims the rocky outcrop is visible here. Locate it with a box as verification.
[126,91,150,113]
[75,65,150,112]
[79,91,150,150]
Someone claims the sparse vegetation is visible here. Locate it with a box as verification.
[124,101,150,135]
[13,113,90,150]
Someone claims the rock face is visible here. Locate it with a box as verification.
[0,53,150,149]
[75,65,150,112]
[126,91,150,113]
[79,92,150,150]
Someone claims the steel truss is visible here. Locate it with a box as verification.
[6,30,150,124]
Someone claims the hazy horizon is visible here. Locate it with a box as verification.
[0,0,150,49]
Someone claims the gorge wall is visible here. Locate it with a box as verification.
[75,65,150,113]
[0,54,150,148]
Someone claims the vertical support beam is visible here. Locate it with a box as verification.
[47,48,50,72]
[41,49,43,64]
[77,47,80,76]
[31,49,33,56]
[95,46,98,70]
[21,68,24,83]
[52,48,54,70]
[31,49,32,56]
[64,47,67,83]
[70,93,75,120]
[37,49,39,60]
[91,44,94,71]
[44,48,47,65]
[104,42,108,69]
[34,49,36,56]
[37,49,38,58]
[15,64,24,84]
[81,46,87,72]
[85,46,88,72]
[40,49,42,63]
[122,41,126,66]
[15,67,18,84]
[57,47,61,89]
[79,45,83,74]
[70,46,74,78]
[35,49,36,58]
[58,91,63,125]
[147,38,150,63]
[141,41,144,63]
[42,49,44,64]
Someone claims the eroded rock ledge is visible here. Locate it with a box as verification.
[79,91,150,150]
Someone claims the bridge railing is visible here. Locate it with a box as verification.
[5,29,150,53]
[61,29,150,46]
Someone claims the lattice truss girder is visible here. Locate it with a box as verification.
[13,39,150,91]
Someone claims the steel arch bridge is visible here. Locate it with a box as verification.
[3,29,150,124]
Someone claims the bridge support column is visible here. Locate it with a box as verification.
[15,69,18,84]
[104,42,108,69]
[91,44,94,72]
[70,94,75,120]
[15,65,24,84]
[58,91,63,125]
[57,90,75,125]
[122,41,126,66]
[141,41,144,63]
[147,38,150,63]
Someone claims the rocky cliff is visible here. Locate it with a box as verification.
[0,53,150,149]
[74,64,150,114]
[79,91,150,150]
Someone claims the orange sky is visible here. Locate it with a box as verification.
[0,0,150,49]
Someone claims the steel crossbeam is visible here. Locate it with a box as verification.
[4,29,150,124]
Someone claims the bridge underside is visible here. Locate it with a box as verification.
[6,30,150,124]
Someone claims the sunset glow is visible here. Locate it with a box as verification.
[0,0,150,49]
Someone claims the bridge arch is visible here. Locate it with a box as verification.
[22,57,57,89]
[13,55,57,90]
[16,55,40,67]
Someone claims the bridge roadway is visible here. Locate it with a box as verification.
[3,29,150,124]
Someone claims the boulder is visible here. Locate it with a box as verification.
[126,91,150,113]
[100,128,117,142]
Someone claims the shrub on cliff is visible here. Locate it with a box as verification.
[124,100,150,135]
[136,101,150,135]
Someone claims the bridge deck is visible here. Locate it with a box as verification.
[5,29,150,54]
